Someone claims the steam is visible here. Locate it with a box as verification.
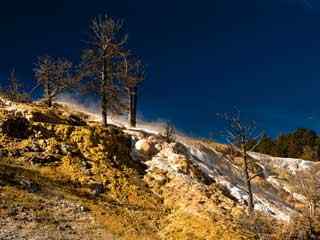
[56,94,180,136]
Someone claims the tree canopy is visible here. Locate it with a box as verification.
[248,128,320,161]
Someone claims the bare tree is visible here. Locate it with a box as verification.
[4,69,30,102]
[34,55,74,107]
[0,84,4,97]
[120,54,146,127]
[295,167,320,219]
[81,14,128,126]
[285,166,320,239]
[218,110,263,213]
[8,69,20,96]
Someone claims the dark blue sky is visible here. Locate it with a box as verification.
[1,0,320,137]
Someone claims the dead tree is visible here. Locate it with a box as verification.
[5,69,30,102]
[120,54,145,127]
[81,14,128,126]
[218,110,263,213]
[8,69,20,96]
[34,55,74,107]
[295,168,320,219]
[275,166,320,239]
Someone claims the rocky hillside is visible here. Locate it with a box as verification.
[0,97,315,239]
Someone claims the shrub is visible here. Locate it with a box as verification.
[163,122,176,143]
[1,115,31,139]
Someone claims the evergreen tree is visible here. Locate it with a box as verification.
[275,134,290,157]
[251,129,320,161]
[255,134,277,155]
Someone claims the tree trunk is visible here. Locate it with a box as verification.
[47,97,52,108]
[101,94,107,126]
[309,203,314,219]
[243,146,254,213]
[101,55,108,126]
[129,86,138,127]
[45,81,52,107]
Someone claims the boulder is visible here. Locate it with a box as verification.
[171,142,189,155]
[154,143,162,152]
[147,136,159,144]
[135,139,156,156]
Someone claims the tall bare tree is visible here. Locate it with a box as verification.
[218,110,263,213]
[120,54,145,127]
[81,14,128,126]
[34,55,74,107]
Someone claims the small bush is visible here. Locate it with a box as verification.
[163,122,176,143]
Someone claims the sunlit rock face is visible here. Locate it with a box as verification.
[0,97,315,239]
